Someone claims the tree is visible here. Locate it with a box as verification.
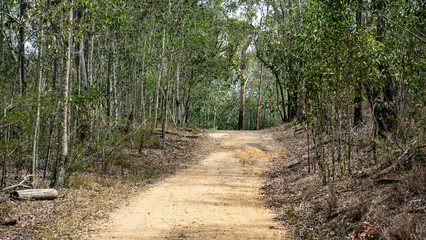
[52,2,72,187]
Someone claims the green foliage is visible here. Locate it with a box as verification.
[0,0,423,190]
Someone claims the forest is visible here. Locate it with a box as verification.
[0,0,424,239]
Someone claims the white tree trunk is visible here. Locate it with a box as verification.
[55,6,73,187]
[32,20,43,185]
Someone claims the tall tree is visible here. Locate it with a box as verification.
[52,2,73,187]
[237,36,252,130]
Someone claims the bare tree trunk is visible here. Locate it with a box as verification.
[53,6,72,188]
[237,37,251,130]
[19,0,26,96]
[139,0,170,152]
[113,39,119,121]
[80,36,87,88]
[45,43,59,179]
[172,57,181,127]
[87,20,95,150]
[307,127,311,174]
[1,106,8,189]
[162,84,169,149]
[106,36,113,126]
[43,118,54,179]
[238,81,247,130]
[354,2,363,126]
[256,63,263,130]
[375,2,396,135]
[0,1,4,66]
[32,19,43,185]
[87,20,94,86]
[154,23,167,129]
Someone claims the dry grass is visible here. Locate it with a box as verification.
[233,146,267,165]
[262,124,425,240]
[0,128,204,240]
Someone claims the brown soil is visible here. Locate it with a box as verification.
[88,131,288,239]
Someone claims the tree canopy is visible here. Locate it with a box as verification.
[0,0,424,187]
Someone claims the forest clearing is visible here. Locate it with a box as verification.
[1,0,425,239]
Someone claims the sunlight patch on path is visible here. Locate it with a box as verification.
[208,132,230,138]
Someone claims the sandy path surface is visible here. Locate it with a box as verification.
[89,131,287,239]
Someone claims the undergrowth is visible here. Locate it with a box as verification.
[0,125,202,239]
[263,124,425,240]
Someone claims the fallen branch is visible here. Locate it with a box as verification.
[375,179,400,185]
[2,175,33,192]
[166,142,186,150]
[372,150,413,179]
[154,129,180,136]
[285,160,302,169]
[0,219,17,226]
[154,129,202,138]
[360,142,417,178]
[184,133,202,138]
[179,127,193,132]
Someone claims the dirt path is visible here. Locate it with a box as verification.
[89,131,287,239]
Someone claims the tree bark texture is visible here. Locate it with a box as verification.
[237,37,251,130]
[53,6,72,187]
[256,63,263,130]
[12,189,58,200]
[19,0,26,96]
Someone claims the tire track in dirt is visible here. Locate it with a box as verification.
[88,131,287,239]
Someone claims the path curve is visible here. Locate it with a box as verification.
[89,131,287,239]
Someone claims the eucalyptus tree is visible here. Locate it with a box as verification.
[52,1,73,187]
[255,0,425,180]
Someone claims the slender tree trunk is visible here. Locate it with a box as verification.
[354,2,363,126]
[112,39,119,122]
[87,20,94,86]
[162,84,169,149]
[87,20,95,150]
[307,127,311,174]
[275,74,287,122]
[238,80,246,130]
[375,1,396,135]
[255,63,263,130]
[0,1,4,67]
[32,20,43,185]
[53,6,72,188]
[1,107,7,189]
[237,37,251,130]
[173,55,181,127]
[154,23,167,129]
[139,1,170,152]
[80,36,87,89]
[19,0,26,96]
[43,118,54,179]
[106,37,113,126]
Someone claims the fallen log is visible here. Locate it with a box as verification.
[154,129,202,138]
[184,133,202,138]
[375,179,400,185]
[11,189,58,200]
[154,129,180,136]
[180,127,193,132]
[1,219,17,226]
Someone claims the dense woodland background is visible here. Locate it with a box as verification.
[0,0,424,238]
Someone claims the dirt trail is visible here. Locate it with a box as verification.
[89,131,287,239]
